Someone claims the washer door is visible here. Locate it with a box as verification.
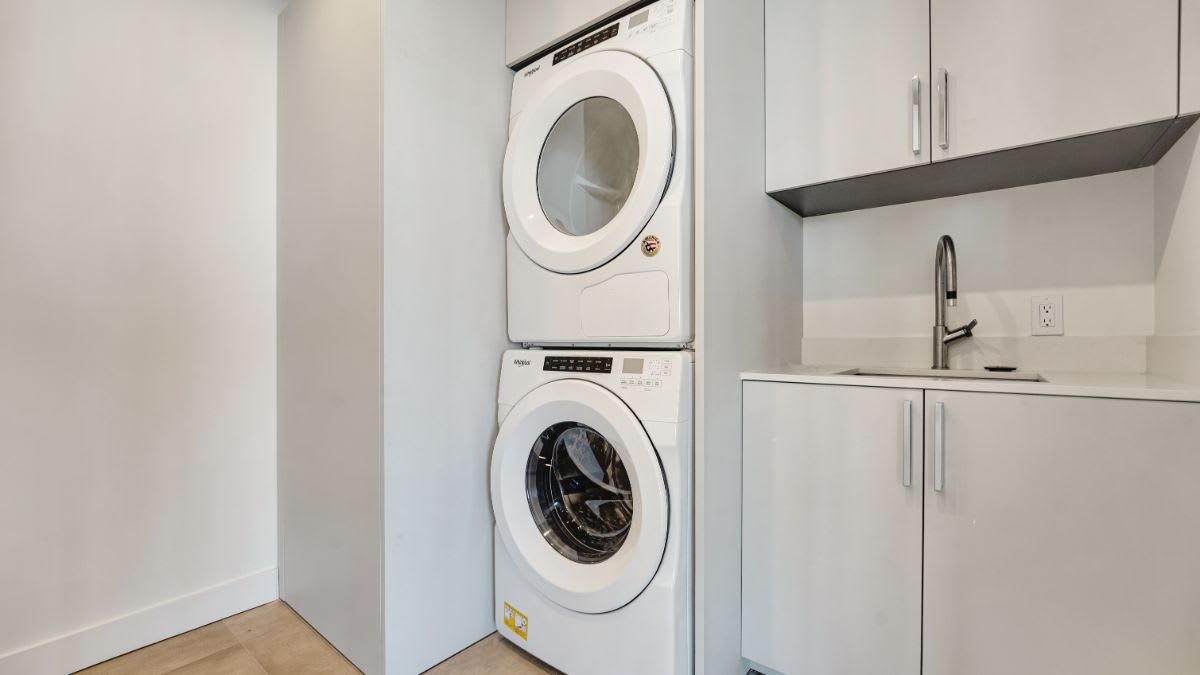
[503,50,675,274]
[492,379,669,614]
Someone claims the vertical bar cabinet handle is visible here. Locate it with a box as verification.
[903,400,914,487]
[911,76,921,154]
[934,401,946,492]
[936,68,949,150]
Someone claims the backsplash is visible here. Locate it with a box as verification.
[1151,126,1200,383]
[802,336,1148,373]
[801,167,1157,372]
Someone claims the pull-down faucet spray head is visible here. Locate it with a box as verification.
[938,235,958,307]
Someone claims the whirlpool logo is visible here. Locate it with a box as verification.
[513,359,532,367]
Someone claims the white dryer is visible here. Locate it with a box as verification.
[491,349,692,674]
[503,0,693,348]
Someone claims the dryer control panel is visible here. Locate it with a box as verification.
[540,0,686,69]
[553,23,619,65]
[509,0,692,120]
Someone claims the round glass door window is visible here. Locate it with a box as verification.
[536,97,640,237]
[525,421,634,563]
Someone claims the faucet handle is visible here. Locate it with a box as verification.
[943,318,978,345]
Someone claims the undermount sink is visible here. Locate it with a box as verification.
[838,367,1044,382]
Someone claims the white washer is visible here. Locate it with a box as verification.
[503,0,693,348]
[491,349,692,674]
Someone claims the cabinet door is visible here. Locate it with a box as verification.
[930,0,1178,160]
[765,0,930,191]
[742,382,922,675]
[924,392,1200,675]
[1184,0,1200,115]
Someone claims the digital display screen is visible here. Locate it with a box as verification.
[629,10,650,28]
[623,358,645,375]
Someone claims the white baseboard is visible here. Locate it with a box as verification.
[0,568,278,675]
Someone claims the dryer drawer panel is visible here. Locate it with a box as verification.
[581,271,669,338]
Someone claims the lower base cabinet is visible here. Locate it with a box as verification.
[743,382,1200,675]
[742,383,923,675]
[924,391,1200,675]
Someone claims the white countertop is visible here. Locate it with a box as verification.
[741,365,1200,403]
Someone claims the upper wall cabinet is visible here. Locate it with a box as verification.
[764,0,931,191]
[767,0,1197,217]
[931,0,1178,160]
[1184,0,1200,115]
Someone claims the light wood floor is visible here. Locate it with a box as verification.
[426,634,559,675]
[74,601,558,675]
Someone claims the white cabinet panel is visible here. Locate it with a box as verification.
[1184,0,1200,115]
[765,0,930,190]
[924,392,1200,675]
[931,0,1178,160]
[742,382,923,675]
[506,0,642,66]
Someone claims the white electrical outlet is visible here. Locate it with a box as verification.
[1031,295,1064,336]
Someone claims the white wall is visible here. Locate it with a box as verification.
[506,0,643,66]
[1152,125,1200,383]
[381,0,511,673]
[277,1,385,674]
[802,169,1157,371]
[0,1,279,673]
[694,0,805,673]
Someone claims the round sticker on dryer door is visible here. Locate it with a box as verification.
[641,235,661,257]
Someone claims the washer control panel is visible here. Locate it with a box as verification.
[624,0,680,39]
[544,356,613,374]
[618,356,673,390]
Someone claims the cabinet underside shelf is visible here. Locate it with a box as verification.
[770,114,1199,217]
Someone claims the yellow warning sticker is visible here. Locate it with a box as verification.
[503,602,529,640]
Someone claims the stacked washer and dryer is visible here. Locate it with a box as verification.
[491,1,694,673]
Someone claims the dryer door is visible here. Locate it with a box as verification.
[491,379,669,614]
[503,50,675,274]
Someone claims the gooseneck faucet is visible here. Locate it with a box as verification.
[933,235,978,369]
